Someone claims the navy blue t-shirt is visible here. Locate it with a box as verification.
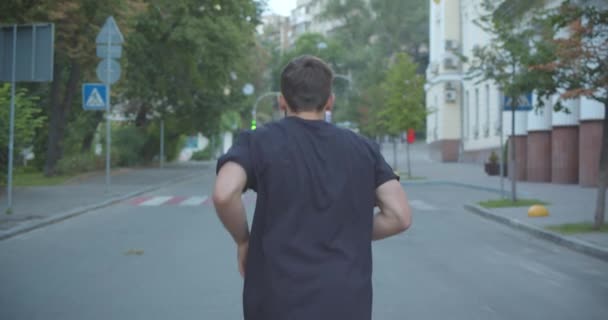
[216,116,398,320]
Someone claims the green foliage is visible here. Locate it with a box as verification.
[0,85,45,153]
[379,53,426,136]
[531,1,608,107]
[112,125,147,167]
[546,223,608,234]
[0,84,46,185]
[478,199,548,208]
[13,170,75,187]
[190,148,214,161]
[316,0,429,134]
[466,1,548,105]
[123,0,263,135]
[56,153,99,175]
[488,151,499,164]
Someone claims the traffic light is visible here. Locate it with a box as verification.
[251,119,257,130]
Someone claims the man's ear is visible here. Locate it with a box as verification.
[278,94,288,112]
[324,94,335,111]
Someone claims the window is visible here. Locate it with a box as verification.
[475,88,479,139]
[485,84,490,137]
[465,90,470,140]
[434,95,439,139]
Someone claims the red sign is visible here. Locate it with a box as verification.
[407,129,416,144]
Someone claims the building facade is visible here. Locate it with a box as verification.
[425,0,605,187]
[289,0,348,44]
[259,14,291,54]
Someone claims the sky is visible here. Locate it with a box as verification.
[266,0,297,16]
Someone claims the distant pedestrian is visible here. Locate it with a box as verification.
[213,55,412,320]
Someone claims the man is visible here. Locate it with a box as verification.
[213,55,412,320]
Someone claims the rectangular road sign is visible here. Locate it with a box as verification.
[82,83,107,110]
[0,24,54,82]
[503,93,533,111]
[96,45,122,59]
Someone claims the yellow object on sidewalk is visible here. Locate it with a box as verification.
[528,205,549,217]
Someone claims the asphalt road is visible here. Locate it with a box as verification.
[1,169,607,320]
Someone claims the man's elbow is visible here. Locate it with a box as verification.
[397,207,412,232]
[212,188,237,208]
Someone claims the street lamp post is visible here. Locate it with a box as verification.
[251,92,281,129]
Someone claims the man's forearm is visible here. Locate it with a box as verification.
[372,211,406,241]
[214,195,249,245]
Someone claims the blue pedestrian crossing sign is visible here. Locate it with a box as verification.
[82,83,107,110]
[503,93,533,111]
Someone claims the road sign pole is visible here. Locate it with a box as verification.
[499,92,505,199]
[105,31,112,193]
[160,119,165,169]
[6,25,17,211]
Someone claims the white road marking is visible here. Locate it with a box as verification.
[179,196,208,206]
[139,196,172,206]
[410,200,437,211]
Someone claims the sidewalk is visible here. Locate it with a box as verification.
[382,141,608,260]
[0,162,210,239]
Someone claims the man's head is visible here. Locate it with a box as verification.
[279,55,334,114]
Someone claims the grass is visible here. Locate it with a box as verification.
[478,198,548,209]
[11,170,75,187]
[395,172,426,180]
[546,223,608,235]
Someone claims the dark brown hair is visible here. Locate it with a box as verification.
[280,55,334,112]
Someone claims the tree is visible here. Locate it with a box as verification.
[531,1,608,228]
[123,0,262,137]
[466,0,549,202]
[319,0,429,131]
[0,0,142,175]
[379,53,426,177]
[0,85,46,185]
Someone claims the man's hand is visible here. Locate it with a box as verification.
[238,241,249,278]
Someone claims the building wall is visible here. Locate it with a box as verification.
[424,0,605,187]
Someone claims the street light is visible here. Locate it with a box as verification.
[251,91,280,130]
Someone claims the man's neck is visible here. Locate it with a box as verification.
[287,110,325,121]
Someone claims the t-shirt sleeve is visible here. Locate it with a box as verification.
[216,131,257,192]
[370,140,400,188]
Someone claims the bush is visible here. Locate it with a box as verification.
[100,125,147,167]
[191,147,214,161]
[114,125,147,166]
[56,153,99,175]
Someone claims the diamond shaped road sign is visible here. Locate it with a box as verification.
[96,16,124,45]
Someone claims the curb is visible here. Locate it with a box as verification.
[402,180,519,198]
[464,204,608,262]
[0,172,203,241]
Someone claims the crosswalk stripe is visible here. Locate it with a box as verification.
[140,196,173,206]
[410,200,437,211]
[179,196,208,206]
[129,197,152,205]
[166,196,187,205]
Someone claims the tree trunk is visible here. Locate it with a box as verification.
[135,104,149,127]
[510,104,518,202]
[594,103,608,229]
[43,60,80,176]
[44,63,63,176]
[81,112,103,152]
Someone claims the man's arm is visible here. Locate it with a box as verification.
[372,180,412,241]
[212,162,250,245]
